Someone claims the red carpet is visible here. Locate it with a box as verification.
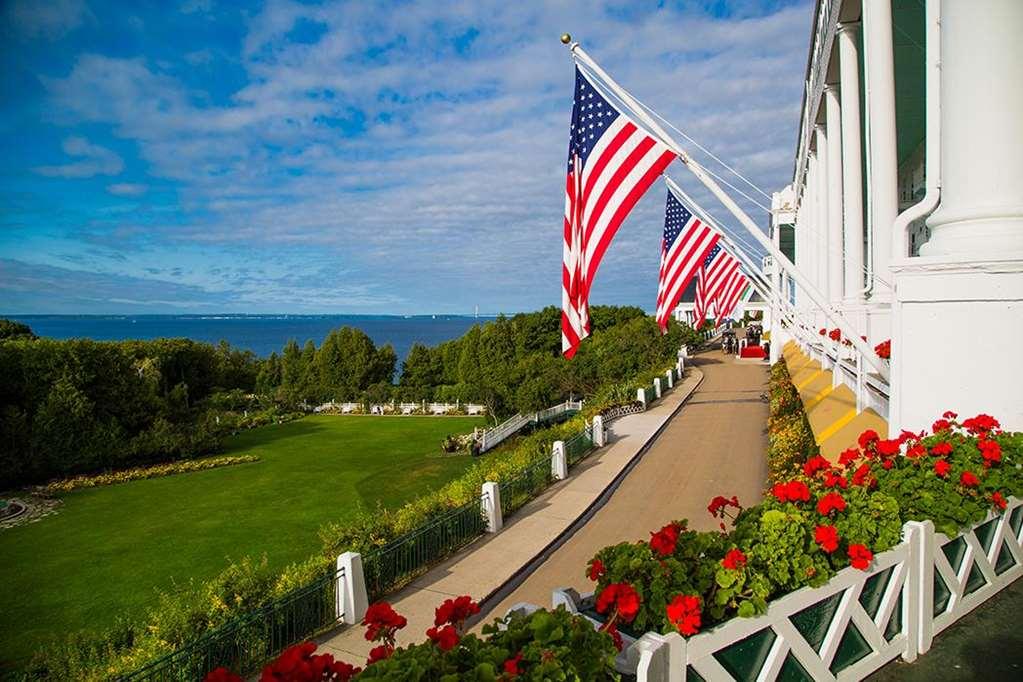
[740,345,766,359]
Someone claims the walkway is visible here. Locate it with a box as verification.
[319,364,708,661]
[483,351,770,620]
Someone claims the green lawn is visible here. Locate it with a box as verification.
[0,415,484,667]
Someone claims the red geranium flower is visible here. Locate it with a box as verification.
[426,624,459,651]
[665,594,702,636]
[960,471,980,487]
[851,463,874,487]
[828,328,841,342]
[874,339,891,359]
[934,459,951,477]
[848,544,873,570]
[838,448,860,469]
[434,595,479,628]
[260,642,360,682]
[721,548,747,570]
[707,495,740,518]
[858,430,880,450]
[503,652,524,677]
[819,328,827,336]
[906,444,926,459]
[649,522,683,557]
[363,602,407,642]
[932,418,952,433]
[979,439,1002,468]
[595,582,642,623]
[898,429,921,444]
[930,442,953,457]
[803,455,831,477]
[962,414,1000,435]
[881,459,894,470]
[814,524,840,553]
[876,439,901,458]
[817,492,847,516]
[366,645,393,666]
[204,668,243,682]
[823,470,848,489]
[943,410,958,419]
[992,492,1008,511]
[588,558,605,582]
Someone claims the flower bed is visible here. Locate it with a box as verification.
[561,412,1021,679]
[41,455,260,494]
[201,595,619,681]
[765,361,817,484]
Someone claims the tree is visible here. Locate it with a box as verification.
[0,319,36,340]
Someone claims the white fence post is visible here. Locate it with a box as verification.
[634,631,685,682]
[902,521,925,663]
[665,369,674,389]
[915,519,936,655]
[481,481,503,533]
[592,414,606,447]
[551,441,568,480]
[637,388,647,409]
[654,378,662,398]
[337,552,369,625]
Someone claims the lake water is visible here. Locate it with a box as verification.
[6,314,484,360]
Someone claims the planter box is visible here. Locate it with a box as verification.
[539,497,1023,681]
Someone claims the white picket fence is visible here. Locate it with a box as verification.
[479,400,584,453]
[533,496,1023,681]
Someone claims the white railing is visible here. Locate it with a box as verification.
[479,400,585,453]
[538,497,1023,681]
[790,324,891,421]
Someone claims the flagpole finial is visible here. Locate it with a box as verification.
[560,33,572,44]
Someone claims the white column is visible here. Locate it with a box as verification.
[636,387,646,409]
[824,84,845,306]
[653,377,662,398]
[921,0,1023,255]
[814,124,830,303]
[863,0,898,303]
[481,481,503,532]
[337,552,369,625]
[551,441,568,480]
[838,22,865,306]
[591,414,605,447]
[890,0,1023,434]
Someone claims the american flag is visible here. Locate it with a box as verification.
[692,243,739,327]
[562,67,676,357]
[717,270,750,321]
[655,191,719,331]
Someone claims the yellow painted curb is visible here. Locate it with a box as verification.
[804,383,835,411]
[818,408,859,444]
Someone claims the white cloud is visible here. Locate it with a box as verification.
[4,0,90,40]
[107,183,149,196]
[34,136,124,178]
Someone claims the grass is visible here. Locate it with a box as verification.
[0,414,485,667]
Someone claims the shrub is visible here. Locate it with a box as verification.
[765,361,817,483]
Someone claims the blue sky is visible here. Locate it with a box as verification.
[1,0,811,315]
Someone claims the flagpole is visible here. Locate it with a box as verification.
[564,37,888,378]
